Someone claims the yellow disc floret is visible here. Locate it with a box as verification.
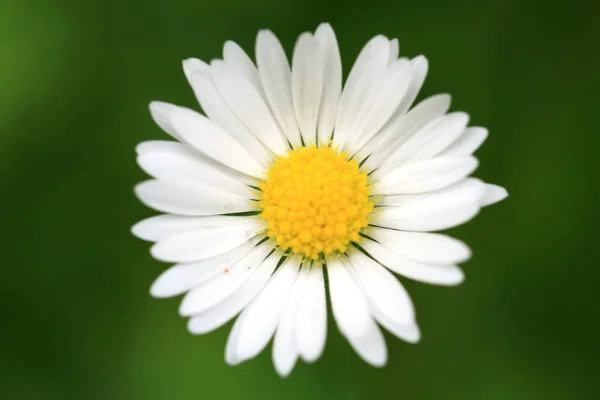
[258,145,374,260]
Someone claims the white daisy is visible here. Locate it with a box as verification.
[133,23,508,377]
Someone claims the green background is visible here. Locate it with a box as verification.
[2,0,599,398]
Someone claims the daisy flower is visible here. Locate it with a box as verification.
[133,23,508,377]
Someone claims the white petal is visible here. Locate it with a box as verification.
[362,239,465,286]
[132,214,255,242]
[356,94,451,170]
[295,264,327,363]
[222,41,264,96]
[150,221,263,263]
[187,252,279,334]
[376,178,486,231]
[168,106,265,177]
[314,23,342,145]
[149,102,181,140]
[351,56,428,162]
[379,206,480,232]
[182,57,210,76]
[226,259,300,365]
[389,39,399,62]
[183,63,272,166]
[369,227,471,264]
[224,309,244,365]
[442,127,488,157]
[136,142,251,193]
[211,60,289,155]
[380,112,470,172]
[374,156,479,195]
[394,55,429,117]
[379,177,486,207]
[328,258,387,367]
[334,35,390,150]
[480,183,508,206]
[272,266,309,377]
[150,241,256,298]
[292,33,323,145]
[134,180,255,216]
[256,30,302,145]
[179,243,271,316]
[347,251,420,343]
[136,140,179,155]
[347,59,413,153]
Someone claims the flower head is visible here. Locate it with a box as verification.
[133,23,508,376]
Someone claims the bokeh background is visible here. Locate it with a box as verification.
[2,0,599,398]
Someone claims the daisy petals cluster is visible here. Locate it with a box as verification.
[133,23,507,376]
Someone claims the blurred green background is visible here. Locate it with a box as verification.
[2,0,599,398]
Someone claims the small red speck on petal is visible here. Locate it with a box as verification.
[224,268,230,274]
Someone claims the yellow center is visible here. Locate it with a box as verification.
[258,145,374,260]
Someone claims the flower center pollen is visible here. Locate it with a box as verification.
[258,145,374,260]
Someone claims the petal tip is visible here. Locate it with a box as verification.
[133,180,150,199]
[257,29,276,41]
[131,220,149,241]
[450,268,466,286]
[149,283,166,299]
[149,241,175,263]
[182,58,209,77]
[481,184,508,207]
[438,92,452,104]
[315,22,334,35]
[222,40,236,50]
[149,101,168,117]
[404,324,422,344]
[412,54,427,64]
[178,299,193,317]
[187,318,205,335]
[274,362,295,378]
[370,354,388,368]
